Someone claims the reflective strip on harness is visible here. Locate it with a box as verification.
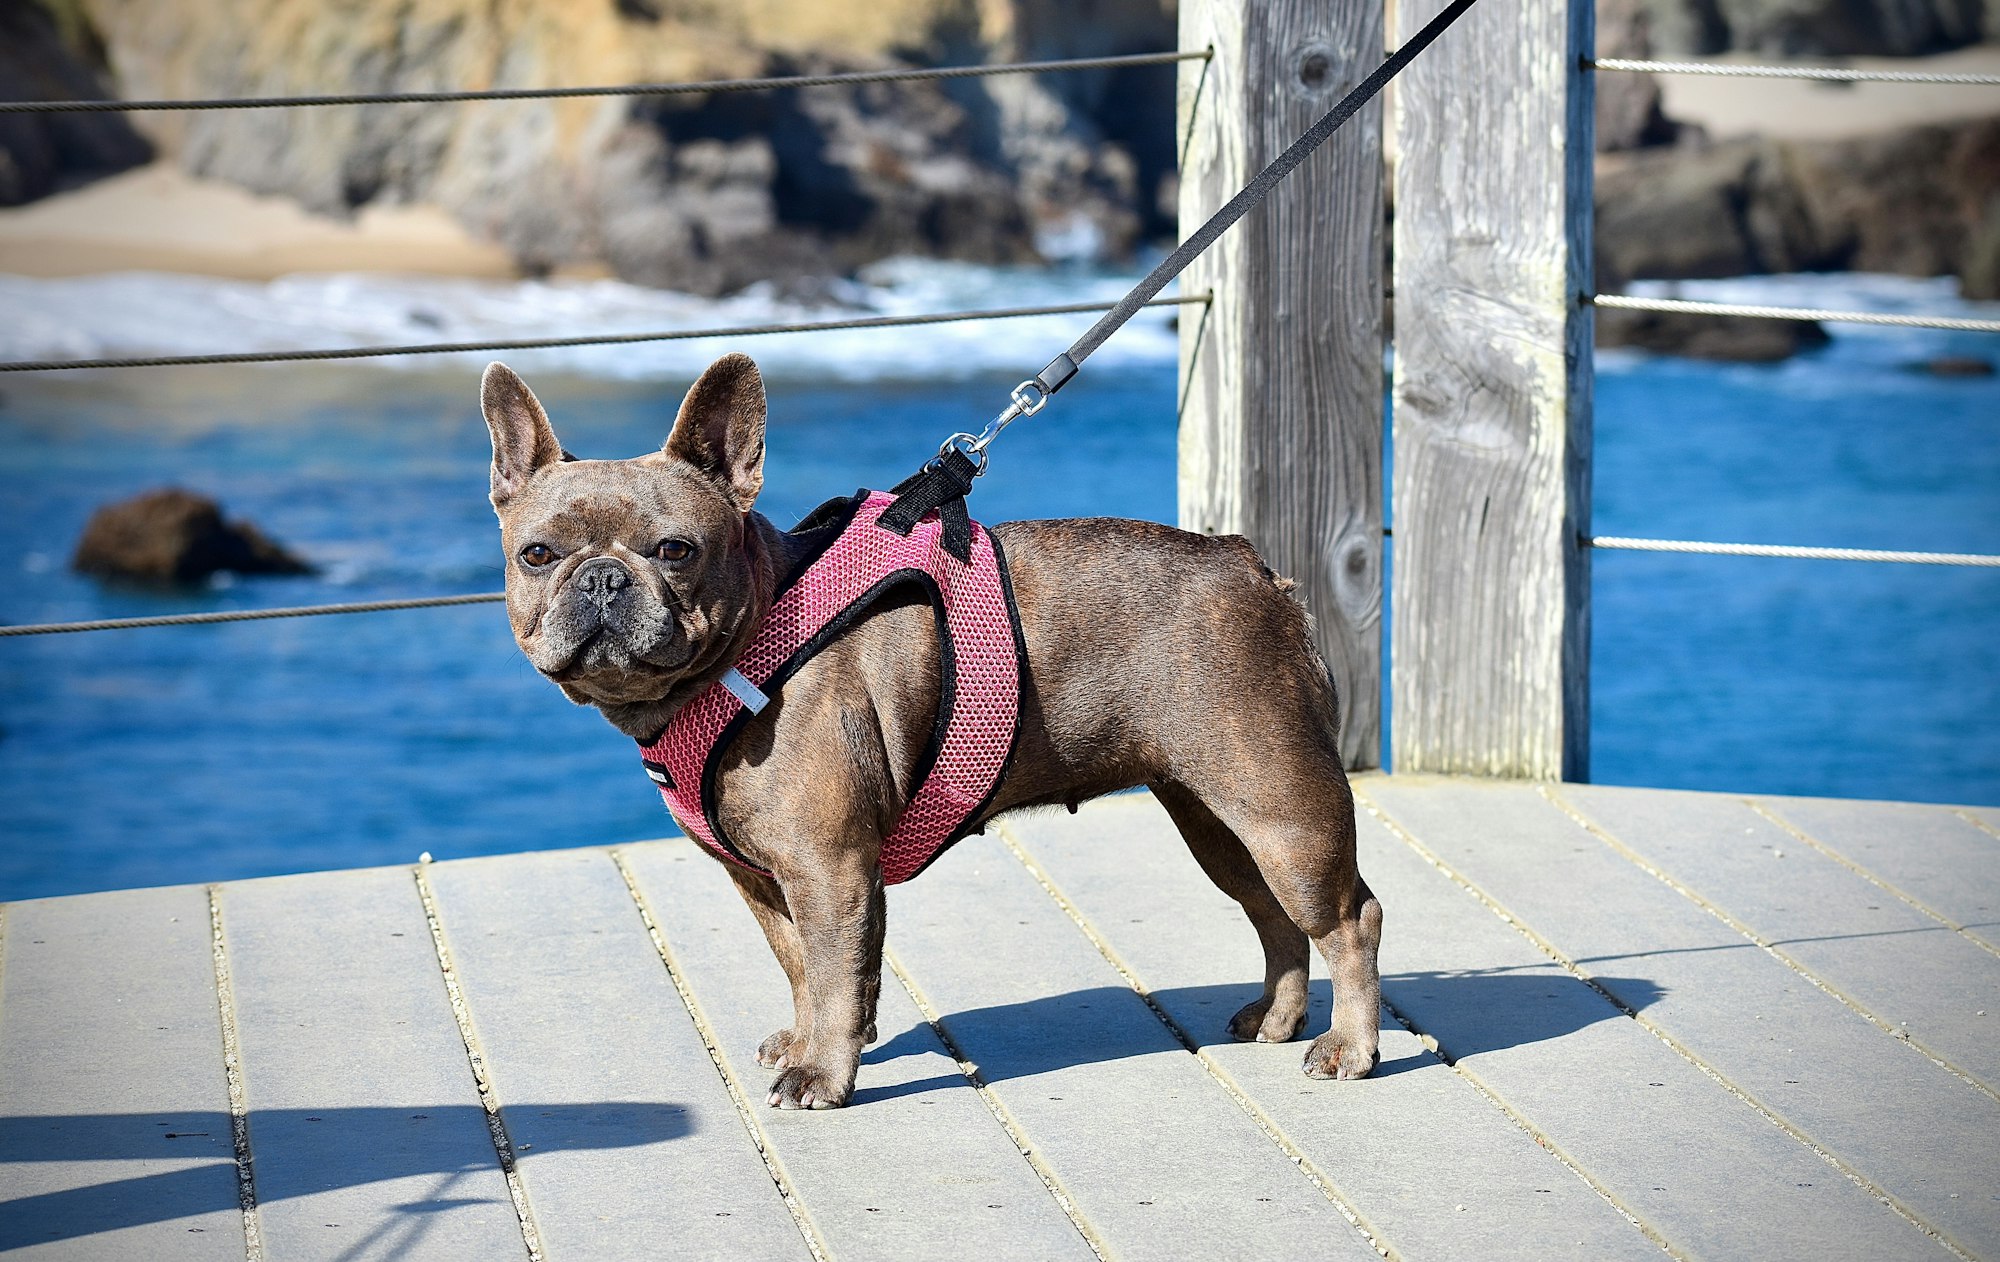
[637,490,1022,885]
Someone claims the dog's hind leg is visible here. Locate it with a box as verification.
[1300,871,1383,1081]
[1174,770,1383,1080]
[1153,780,1312,1044]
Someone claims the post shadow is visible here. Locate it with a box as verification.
[0,1101,690,1251]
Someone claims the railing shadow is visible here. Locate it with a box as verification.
[0,1101,688,1250]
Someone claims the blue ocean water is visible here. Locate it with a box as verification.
[1,267,1995,900]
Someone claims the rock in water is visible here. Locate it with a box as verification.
[1597,306,1832,361]
[72,489,314,583]
[1907,355,1997,376]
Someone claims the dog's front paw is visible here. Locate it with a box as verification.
[758,1028,802,1069]
[1228,996,1308,1044]
[1302,1030,1379,1081]
[767,1060,855,1110]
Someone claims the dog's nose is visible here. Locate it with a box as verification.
[572,556,633,602]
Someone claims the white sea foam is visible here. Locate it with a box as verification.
[3,264,1992,383]
[0,257,1184,382]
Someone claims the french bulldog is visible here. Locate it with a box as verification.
[481,352,1382,1109]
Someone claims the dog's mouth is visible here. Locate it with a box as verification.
[543,628,695,691]
[544,630,603,682]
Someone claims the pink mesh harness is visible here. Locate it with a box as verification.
[636,490,1023,884]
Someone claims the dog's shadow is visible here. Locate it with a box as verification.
[864,969,1666,1094]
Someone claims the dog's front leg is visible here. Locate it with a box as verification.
[764,853,885,1110]
[726,866,816,1070]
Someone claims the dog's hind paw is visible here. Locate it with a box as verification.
[1302,1031,1379,1081]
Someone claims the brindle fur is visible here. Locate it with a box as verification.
[483,354,1383,1109]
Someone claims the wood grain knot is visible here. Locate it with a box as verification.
[1287,40,1349,100]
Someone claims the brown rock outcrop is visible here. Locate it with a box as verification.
[1637,0,1990,55]
[1596,305,1831,359]
[1597,0,1688,153]
[0,0,150,205]
[73,488,314,583]
[1596,117,2000,295]
[58,0,1175,292]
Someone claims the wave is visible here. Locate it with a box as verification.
[3,262,1993,384]
[0,257,1183,382]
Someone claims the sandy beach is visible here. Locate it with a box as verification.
[1652,44,2000,139]
[0,164,527,281]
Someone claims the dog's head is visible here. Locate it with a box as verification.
[480,353,768,716]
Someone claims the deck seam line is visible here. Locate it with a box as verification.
[994,823,1393,1261]
[1955,809,2000,842]
[879,946,1113,1261]
[1072,796,1671,1255]
[1747,800,2000,960]
[413,866,547,1262]
[1545,788,1999,1103]
[206,887,265,1262]
[609,848,832,1262]
[1354,785,1974,1262]
[1370,989,1678,1258]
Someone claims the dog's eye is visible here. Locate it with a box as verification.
[655,539,695,563]
[519,543,557,567]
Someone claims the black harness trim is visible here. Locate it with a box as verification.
[696,567,960,878]
[891,527,1030,883]
[878,449,978,563]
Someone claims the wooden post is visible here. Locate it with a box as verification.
[1390,0,1595,780]
[1178,0,1387,770]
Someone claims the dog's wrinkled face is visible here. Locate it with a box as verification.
[481,353,768,710]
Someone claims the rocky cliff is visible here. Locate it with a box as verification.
[1598,118,2000,297]
[0,0,150,204]
[64,0,1175,293]
[1641,0,1995,55]
[7,0,1997,300]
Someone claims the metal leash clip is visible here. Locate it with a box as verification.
[933,377,1053,474]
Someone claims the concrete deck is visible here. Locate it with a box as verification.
[2,776,1996,1260]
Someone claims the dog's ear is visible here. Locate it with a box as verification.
[481,362,564,509]
[665,352,766,511]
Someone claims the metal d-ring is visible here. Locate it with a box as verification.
[936,431,990,474]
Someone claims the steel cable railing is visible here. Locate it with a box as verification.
[5,44,1996,641]
[0,593,507,637]
[0,50,1209,114]
[1590,293,2000,335]
[1588,537,2000,567]
[0,296,1209,374]
[1590,57,2000,85]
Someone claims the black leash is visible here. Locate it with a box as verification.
[882,0,1483,536]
